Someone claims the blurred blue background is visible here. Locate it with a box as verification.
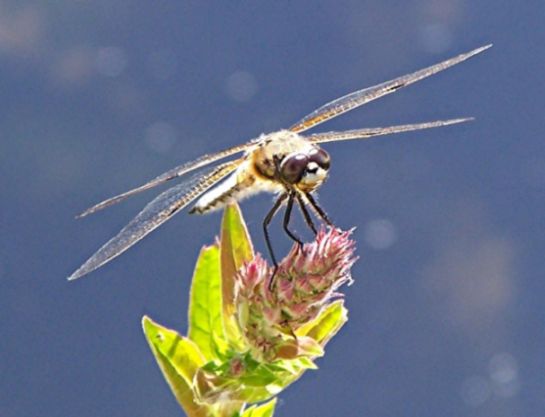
[2,1,544,416]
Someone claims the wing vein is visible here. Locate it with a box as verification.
[289,44,491,133]
[307,118,473,144]
[77,143,251,218]
[68,159,241,281]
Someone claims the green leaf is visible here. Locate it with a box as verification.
[220,204,254,345]
[272,357,316,376]
[238,366,279,386]
[188,244,229,361]
[221,204,254,283]
[241,398,277,417]
[292,356,318,370]
[295,300,348,345]
[142,316,210,417]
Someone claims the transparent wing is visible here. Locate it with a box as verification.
[68,159,242,281]
[307,118,472,144]
[77,142,251,218]
[289,45,491,133]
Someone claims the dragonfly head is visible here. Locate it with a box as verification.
[280,148,330,190]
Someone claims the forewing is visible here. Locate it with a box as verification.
[307,118,472,144]
[68,159,241,281]
[289,45,491,133]
[77,143,251,218]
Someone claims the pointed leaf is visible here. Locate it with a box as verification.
[221,204,254,289]
[273,357,317,376]
[220,204,253,344]
[295,300,348,345]
[295,356,318,369]
[188,244,229,360]
[241,398,277,417]
[142,316,209,417]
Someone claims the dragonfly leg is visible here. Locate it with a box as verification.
[305,192,334,226]
[295,192,317,235]
[263,193,287,289]
[283,192,304,248]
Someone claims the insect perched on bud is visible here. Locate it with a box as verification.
[70,45,491,284]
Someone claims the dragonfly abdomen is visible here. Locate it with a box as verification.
[189,170,257,214]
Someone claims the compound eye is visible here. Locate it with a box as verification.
[280,154,309,184]
[310,148,330,170]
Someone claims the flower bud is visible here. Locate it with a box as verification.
[235,228,356,360]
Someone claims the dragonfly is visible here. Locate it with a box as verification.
[68,44,491,283]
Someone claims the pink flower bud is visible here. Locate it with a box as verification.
[235,227,356,360]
